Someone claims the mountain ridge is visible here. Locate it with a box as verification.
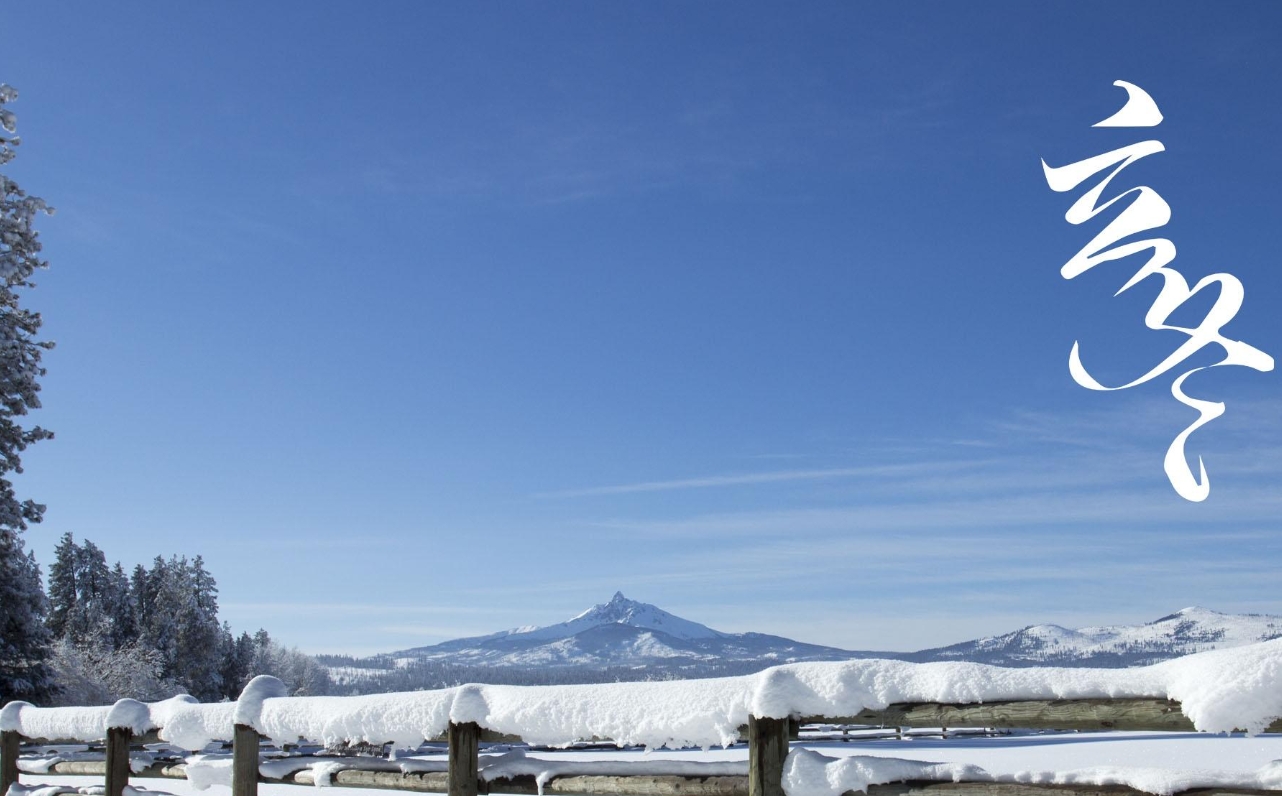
[320,596,1282,692]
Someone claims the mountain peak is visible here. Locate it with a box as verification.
[1151,606,1218,624]
[552,593,727,641]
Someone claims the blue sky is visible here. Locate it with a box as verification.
[4,2,1281,655]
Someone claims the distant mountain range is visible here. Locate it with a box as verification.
[317,593,1282,693]
[907,605,1281,667]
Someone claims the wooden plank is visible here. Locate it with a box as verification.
[293,768,451,792]
[2,730,19,795]
[748,716,788,796]
[18,730,164,746]
[803,699,1282,733]
[50,761,108,775]
[448,721,480,796]
[544,775,748,796]
[234,724,261,796]
[105,727,131,796]
[55,760,188,778]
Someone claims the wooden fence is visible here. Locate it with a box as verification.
[4,696,1281,796]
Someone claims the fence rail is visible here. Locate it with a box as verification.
[3,694,1280,796]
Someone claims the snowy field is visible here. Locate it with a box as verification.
[15,732,1282,796]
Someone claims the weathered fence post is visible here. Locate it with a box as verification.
[748,715,789,796]
[448,721,480,796]
[1,730,20,795]
[105,727,131,796]
[233,724,260,796]
[231,674,288,796]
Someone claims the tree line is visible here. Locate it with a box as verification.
[5,533,332,706]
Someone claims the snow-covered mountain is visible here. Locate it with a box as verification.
[320,599,1282,692]
[391,592,857,668]
[908,607,1282,667]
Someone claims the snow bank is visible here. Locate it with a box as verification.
[5,639,1281,750]
[782,749,1282,796]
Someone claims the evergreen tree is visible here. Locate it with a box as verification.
[0,84,55,703]
[0,536,55,702]
[171,555,223,700]
[46,531,79,639]
[66,539,112,643]
[104,563,138,648]
[139,556,180,679]
[218,624,253,698]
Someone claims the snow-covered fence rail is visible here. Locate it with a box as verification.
[4,640,1282,796]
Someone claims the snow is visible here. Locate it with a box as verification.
[400,593,731,665]
[783,743,1282,796]
[179,757,232,791]
[168,638,1280,749]
[6,640,1281,754]
[233,677,289,729]
[947,606,1282,665]
[785,749,980,796]
[105,702,151,735]
[13,733,1282,796]
[16,750,158,775]
[479,748,744,793]
[7,786,174,796]
[2,697,200,744]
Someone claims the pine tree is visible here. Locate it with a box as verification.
[218,624,252,698]
[66,539,112,643]
[47,531,79,639]
[105,563,138,648]
[172,555,223,700]
[0,84,55,703]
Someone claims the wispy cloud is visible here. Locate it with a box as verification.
[535,460,990,498]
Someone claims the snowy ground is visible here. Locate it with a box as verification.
[17,732,1282,796]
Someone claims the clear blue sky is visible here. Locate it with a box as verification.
[4,2,1281,655]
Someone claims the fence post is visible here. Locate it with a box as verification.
[748,715,789,796]
[233,724,260,796]
[448,721,480,796]
[105,727,131,796]
[2,730,19,795]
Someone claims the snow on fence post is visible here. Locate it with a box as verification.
[233,723,261,796]
[1,729,19,795]
[748,716,789,796]
[105,726,131,796]
[448,721,481,796]
[233,675,289,796]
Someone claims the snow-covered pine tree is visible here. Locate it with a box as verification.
[105,562,138,648]
[60,539,108,642]
[172,555,224,700]
[0,536,55,702]
[0,84,56,704]
[48,535,139,649]
[46,531,79,639]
